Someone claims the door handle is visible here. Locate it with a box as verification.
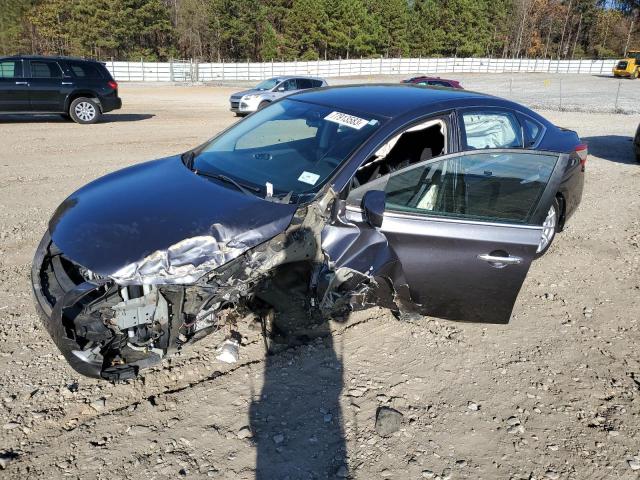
[61,82,74,85]
[15,81,28,85]
[477,253,523,267]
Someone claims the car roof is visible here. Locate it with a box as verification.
[0,55,102,63]
[406,76,458,83]
[268,75,325,81]
[288,84,494,118]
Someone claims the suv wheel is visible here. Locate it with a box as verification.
[69,97,101,124]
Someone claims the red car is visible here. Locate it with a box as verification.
[402,76,463,89]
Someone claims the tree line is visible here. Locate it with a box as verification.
[1,0,638,61]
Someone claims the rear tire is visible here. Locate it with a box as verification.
[536,197,560,256]
[69,97,101,124]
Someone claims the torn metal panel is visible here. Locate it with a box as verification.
[48,155,298,279]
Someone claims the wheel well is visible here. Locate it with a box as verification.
[556,192,566,231]
[66,93,101,113]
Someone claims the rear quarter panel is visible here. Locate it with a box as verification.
[538,126,584,225]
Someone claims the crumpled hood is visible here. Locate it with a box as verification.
[49,156,297,284]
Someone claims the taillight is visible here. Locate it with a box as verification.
[107,80,118,90]
[575,143,588,169]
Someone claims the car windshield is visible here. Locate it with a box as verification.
[192,99,382,201]
[254,78,281,90]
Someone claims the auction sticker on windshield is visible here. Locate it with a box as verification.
[298,171,320,185]
[324,111,369,130]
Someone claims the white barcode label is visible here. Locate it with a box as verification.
[324,111,369,130]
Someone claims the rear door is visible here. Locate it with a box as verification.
[296,78,314,90]
[345,149,567,323]
[0,59,29,111]
[26,59,67,112]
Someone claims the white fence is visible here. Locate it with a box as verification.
[105,57,618,82]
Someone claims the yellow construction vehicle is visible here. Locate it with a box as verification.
[613,50,640,78]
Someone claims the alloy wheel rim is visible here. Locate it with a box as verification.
[75,102,96,122]
[537,205,557,253]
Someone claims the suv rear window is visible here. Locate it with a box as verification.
[0,60,21,78]
[67,61,105,79]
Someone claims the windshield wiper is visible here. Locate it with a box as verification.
[193,169,262,196]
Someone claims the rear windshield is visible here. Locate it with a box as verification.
[66,61,106,79]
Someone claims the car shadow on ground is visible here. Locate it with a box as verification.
[582,135,637,164]
[0,113,154,123]
[249,322,348,479]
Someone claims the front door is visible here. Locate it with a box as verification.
[26,59,67,112]
[343,149,567,324]
[0,59,29,112]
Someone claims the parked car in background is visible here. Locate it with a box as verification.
[612,51,640,79]
[0,55,121,124]
[402,76,463,89]
[33,85,586,380]
[229,76,327,115]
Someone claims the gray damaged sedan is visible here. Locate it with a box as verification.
[32,85,585,380]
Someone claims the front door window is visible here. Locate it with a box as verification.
[382,151,557,224]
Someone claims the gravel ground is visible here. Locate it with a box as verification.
[0,84,639,479]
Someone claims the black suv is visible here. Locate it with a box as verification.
[0,55,121,124]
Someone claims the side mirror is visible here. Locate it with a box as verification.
[361,190,385,228]
[277,86,285,92]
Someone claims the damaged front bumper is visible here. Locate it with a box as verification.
[32,233,171,380]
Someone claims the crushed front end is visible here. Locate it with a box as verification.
[32,182,412,381]
[32,232,232,380]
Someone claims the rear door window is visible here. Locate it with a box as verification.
[518,114,544,148]
[67,61,105,79]
[29,60,63,79]
[0,60,22,78]
[461,110,523,149]
[312,79,324,88]
[428,80,451,87]
[296,78,313,89]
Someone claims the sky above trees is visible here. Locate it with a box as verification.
[1,0,637,61]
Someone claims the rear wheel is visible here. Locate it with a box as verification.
[69,97,101,124]
[536,197,560,256]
